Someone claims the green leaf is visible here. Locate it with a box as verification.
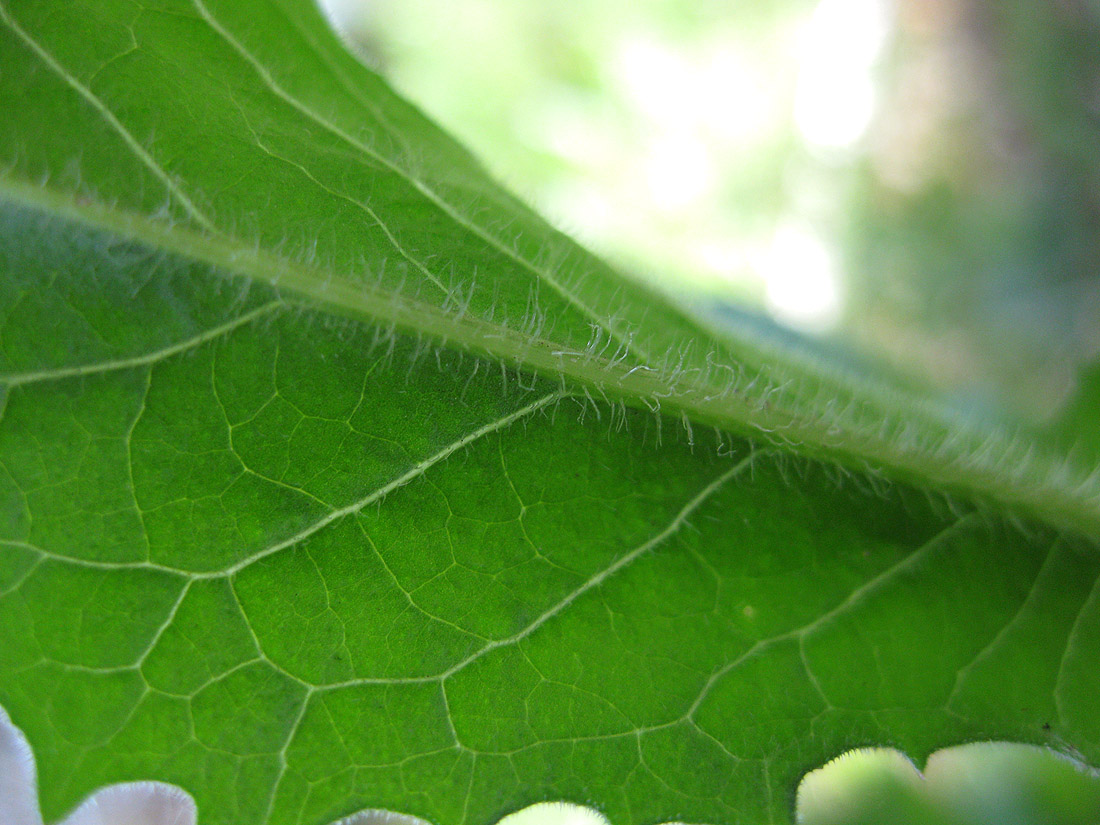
[0,2,1098,825]
[1052,359,1100,468]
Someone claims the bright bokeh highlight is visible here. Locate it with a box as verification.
[319,0,895,335]
[319,0,1100,421]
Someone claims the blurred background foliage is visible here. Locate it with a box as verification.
[313,1,1100,818]
[321,0,1100,431]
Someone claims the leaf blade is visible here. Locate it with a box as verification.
[2,5,1100,825]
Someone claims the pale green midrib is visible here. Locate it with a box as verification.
[0,0,653,371]
[2,177,1098,538]
[191,0,657,369]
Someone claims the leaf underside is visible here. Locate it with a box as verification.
[1,2,1099,825]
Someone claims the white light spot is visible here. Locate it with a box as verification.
[794,0,892,149]
[698,48,776,144]
[612,34,777,147]
[692,238,749,280]
[613,37,691,124]
[795,71,876,150]
[644,132,714,211]
[760,223,843,332]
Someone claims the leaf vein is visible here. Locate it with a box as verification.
[0,301,283,386]
[685,513,979,720]
[217,390,565,579]
[318,451,755,691]
[0,2,217,232]
[1054,565,1100,723]
[188,0,652,365]
[945,537,1061,708]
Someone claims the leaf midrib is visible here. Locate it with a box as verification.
[2,0,1098,537]
[189,0,657,366]
[3,174,1098,540]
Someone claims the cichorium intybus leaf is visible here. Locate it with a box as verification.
[0,2,1098,825]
